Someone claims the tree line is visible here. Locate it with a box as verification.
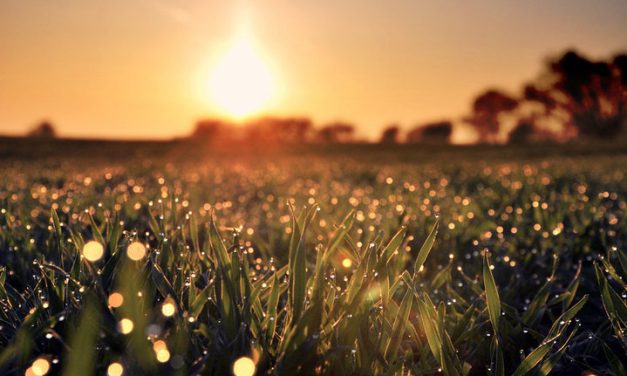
[190,117,454,145]
[190,49,625,145]
[24,48,626,145]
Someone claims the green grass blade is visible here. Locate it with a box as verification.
[511,335,558,376]
[483,252,501,333]
[548,295,587,337]
[413,219,439,279]
[381,226,406,264]
[384,288,413,360]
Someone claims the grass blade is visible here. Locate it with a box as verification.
[413,219,439,278]
[483,252,501,333]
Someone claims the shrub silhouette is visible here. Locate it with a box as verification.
[245,117,313,144]
[507,121,537,144]
[379,125,400,144]
[27,121,57,139]
[316,122,355,143]
[190,119,236,144]
[406,121,452,144]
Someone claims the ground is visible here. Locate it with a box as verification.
[0,138,625,375]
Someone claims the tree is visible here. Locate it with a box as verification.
[507,118,560,145]
[614,54,627,86]
[468,90,518,143]
[27,121,57,138]
[277,117,312,143]
[189,119,238,144]
[507,121,536,144]
[191,119,224,139]
[406,121,452,144]
[316,122,355,143]
[379,125,400,144]
[524,50,627,138]
[245,117,312,144]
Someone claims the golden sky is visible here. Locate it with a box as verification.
[1,1,626,141]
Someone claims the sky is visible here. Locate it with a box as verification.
[0,0,626,141]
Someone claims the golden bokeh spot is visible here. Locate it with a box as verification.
[161,297,176,317]
[108,292,124,308]
[153,340,167,351]
[341,258,352,269]
[153,340,170,363]
[155,349,171,363]
[233,356,256,376]
[25,368,35,376]
[107,362,124,376]
[31,358,50,376]
[127,241,147,261]
[118,318,134,334]
[83,240,104,262]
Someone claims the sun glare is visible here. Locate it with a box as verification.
[209,37,275,120]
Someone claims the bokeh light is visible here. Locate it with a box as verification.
[30,358,50,376]
[82,241,104,262]
[156,349,171,363]
[127,241,147,261]
[108,292,124,308]
[107,362,124,376]
[161,298,176,317]
[233,356,256,376]
[118,319,134,334]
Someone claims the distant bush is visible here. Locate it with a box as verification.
[379,125,400,144]
[406,121,452,144]
[27,121,57,139]
[245,117,313,144]
[316,122,355,143]
[507,121,536,144]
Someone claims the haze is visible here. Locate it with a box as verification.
[1,0,626,141]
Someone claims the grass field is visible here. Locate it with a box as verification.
[0,139,626,375]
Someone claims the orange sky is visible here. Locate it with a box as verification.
[1,1,626,142]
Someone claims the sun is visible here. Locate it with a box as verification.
[208,37,275,120]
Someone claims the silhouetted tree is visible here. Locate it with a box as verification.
[278,117,312,143]
[190,119,237,143]
[469,90,518,143]
[614,54,627,86]
[27,121,57,138]
[379,125,400,144]
[316,122,355,143]
[192,119,222,139]
[246,117,312,144]
[406,121,452,144]
[524,50,627,138]
[507,121,536,144]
